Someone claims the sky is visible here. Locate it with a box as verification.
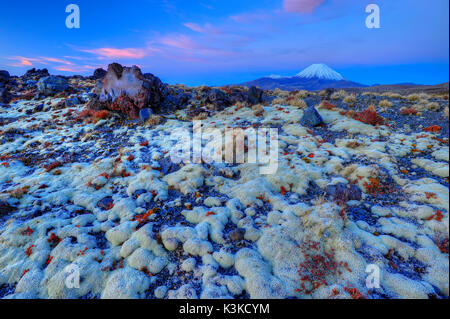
[0,0,448,86]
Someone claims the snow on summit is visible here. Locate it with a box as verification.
[296,64,345,81]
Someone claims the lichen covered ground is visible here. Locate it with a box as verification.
[0,85,448,299]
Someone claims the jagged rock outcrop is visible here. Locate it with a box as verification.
[23,68,50,81]
[90,63,172,119]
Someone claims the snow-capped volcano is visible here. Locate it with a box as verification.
[241,63,365,90]
[296,63,345,81]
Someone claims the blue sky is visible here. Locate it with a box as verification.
[0,0,448,86]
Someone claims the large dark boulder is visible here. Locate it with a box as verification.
[37,76,69,96]
[201,88,231,111]
[0,88,12,104]
[0,70,10,83]
[300,105,323,127]
[93,68,107,80]
[247,86,263,105]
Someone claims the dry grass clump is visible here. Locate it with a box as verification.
[272,95,307,108]
[293,90,311,99]
[273,88,289,97]
[318,101,337,110]
[400,107,419,116]
[343,95,356,105]
[145,115,163,126]
[382,92,403,99]
[272,96,288,105]
[251,103,265,116]
[407,93,420,101]
[319,90,328,97]
[234,101,247,111]
[330,90,348,100]
[362,92,379,97]
[425,102,440,111]
[379,99,393,108]
[289,98,308,108]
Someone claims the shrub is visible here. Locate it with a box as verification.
[353,106,384,126]
[407,93,420,101]
[318,101,336,110]
[379,99,392,108]
[331,90,347,100]
[94,110,111,120]
[343,95,356,105]
[400,107,418,116]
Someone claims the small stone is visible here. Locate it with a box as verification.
[300,105,323,127]
[97,197,114,210]
[65,97,80,107]
[228,228,246,241]
[326,183,362,202]
[139,108,153,122]
[0,200,15,217]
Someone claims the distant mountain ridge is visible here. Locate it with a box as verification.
[241,63,367,91]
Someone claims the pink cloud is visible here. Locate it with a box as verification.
[80,47,148,59]
[283,0,324,14]
[159,34,198,50]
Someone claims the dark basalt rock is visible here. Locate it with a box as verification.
[0,70,10,83]
[300,105,323,127]
[23,68,50,81]
[247,86,263,105]
[0,200,15,217]
[0,88,12,104]
[97,197,114,211]
[92,68,107,80]
[228,228,246,241]
[326,183,362,202]
[37,76,69,96]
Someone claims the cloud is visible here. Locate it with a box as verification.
[79,47,148,59]
[183,22,222,35]
[283,0,324,14]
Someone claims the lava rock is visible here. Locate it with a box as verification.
[0,200,15,217]
[37,76,69,96]
[0,88,12,104]
[326,183,362,202]
[23,68,49,81]
[93,68,107,80]
[34,104,44,113]
[97,197,114,210]
[202,88,231,111]
[247,86,263,105]
[159,156,180,175]
[300,105,323,127]
[139,108,154,122]
[65,97,80,107]
[0,70,10,83]
[228,228,246,241]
